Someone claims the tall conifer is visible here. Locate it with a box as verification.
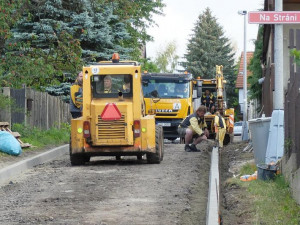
[184,8,236,106]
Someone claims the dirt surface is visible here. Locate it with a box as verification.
[0,142,211,225]
[220,140,255,225]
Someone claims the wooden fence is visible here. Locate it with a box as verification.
[262,63,274,117]
[0,87,71,129]
[285,29,300,169]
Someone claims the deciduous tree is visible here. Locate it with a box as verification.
[155,41,179,73]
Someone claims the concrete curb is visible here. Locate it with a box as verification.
[206,147,220,225]
[0,144,69,185]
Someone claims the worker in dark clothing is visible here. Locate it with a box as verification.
[70,72,83,118]
[177,105,209,152]
[201,89,215,110]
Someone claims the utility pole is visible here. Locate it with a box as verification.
[274,0,284,109]
[238,10,249,141]
[238,10,248,122]
[243,12,248,121]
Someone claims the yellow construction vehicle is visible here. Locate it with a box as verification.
[69,53,164,165]
[142,72,201,141]
[200,65,234,145]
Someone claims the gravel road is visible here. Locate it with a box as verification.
[0,143,211,225]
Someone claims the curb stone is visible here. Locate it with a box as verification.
[206,147,220,225]
[0,144,69,185]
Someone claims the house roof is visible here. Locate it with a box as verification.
[236,52,254,89]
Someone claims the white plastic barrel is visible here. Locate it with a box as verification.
[248,117,271,164]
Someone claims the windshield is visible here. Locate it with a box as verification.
[142,79,190,98]
[91,74,132,98]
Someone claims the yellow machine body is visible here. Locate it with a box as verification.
[199,65,235,144]
[70,61,157,159]
[142,73,194,140]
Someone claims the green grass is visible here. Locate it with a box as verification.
[12,123,70,148]
[239,162,257,176]
[237,164,300,224]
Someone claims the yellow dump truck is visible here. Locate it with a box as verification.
[69,54,164,165]
[142,73,201,141]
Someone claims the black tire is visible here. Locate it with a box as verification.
[223,134,231,146]
[69,139,86,166]
[70,154,86,166]
[137,155,143,160]
[168,137,176,141]
[147,125,164,164]
[116,156,121,160]
[84,156,91,162]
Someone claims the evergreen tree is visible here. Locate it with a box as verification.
[184,8,236,107]
[104,0,165,60]
[12,0,131,62]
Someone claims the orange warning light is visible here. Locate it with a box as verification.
[112,53,120,63]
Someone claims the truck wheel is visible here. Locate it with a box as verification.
[69,140,86,166]
[223,134,231,146]
[147,125,164,164]
[84,156,91,163]
[70,154,86,166]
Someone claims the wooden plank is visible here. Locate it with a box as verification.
[48,95,54,128]
[0,122,9,126]
[46,93,49,130]
[21,143,31,148]
[0,87,11,125]
[35,90,40,128]
[26,88,34,127]
[10,88,26,125]
[41,92,47,129]
[56,97,60,128]
[11,132,21,138]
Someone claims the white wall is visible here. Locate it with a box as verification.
[249,99,259,120]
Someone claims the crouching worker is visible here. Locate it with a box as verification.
[214,110,226,149]
[178,105,209,152]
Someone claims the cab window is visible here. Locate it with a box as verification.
[91,74,132,98]
[142,79,189,98]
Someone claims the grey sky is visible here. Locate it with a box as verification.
[147,0,264,61]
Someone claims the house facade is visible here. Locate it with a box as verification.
[235,52,258,120]
[262,0,300,204]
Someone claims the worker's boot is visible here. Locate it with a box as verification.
[190,144,201,152]
[184,144,192,152]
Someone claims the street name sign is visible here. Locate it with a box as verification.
[249,11,300,24]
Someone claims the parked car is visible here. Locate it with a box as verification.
[234,121,243,136]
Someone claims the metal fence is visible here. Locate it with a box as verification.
[285,29,300,169]
[0,87,71,129]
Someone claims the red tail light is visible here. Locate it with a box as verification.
[83,121,91,138]
[133,120,140,138]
